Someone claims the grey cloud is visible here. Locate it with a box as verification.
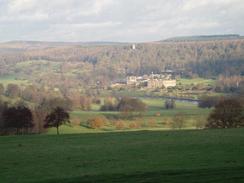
[0,0,243,42]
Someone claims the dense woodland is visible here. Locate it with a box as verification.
[0,39,244,84]
[0,39,243,99]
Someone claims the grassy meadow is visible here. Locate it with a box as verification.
[46,97,211,135]
[0,75,29,87]
[177,78,216,86]
[0,128,244,183]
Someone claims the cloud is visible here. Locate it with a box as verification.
[0,0,244,42]
[182,0,243,11]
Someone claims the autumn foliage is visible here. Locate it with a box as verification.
[87,116,107,129]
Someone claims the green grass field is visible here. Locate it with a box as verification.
[177,78,215,86]
[47,97,210,135]
[0,128,244,183]
[0,75,29,87]
[0,74,213,134]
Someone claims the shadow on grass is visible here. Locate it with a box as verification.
[36,166,244,183]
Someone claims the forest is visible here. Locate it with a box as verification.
[0,39,244,84]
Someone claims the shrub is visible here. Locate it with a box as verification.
[87,116,107,129]
[147,119,157,127]
[115,120,125,130]
[164,117,173,127]
[129,122,137,129]
[171,113,185,129]
[195,118,207,129]
[155,112,161,117]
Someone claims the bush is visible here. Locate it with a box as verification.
[129,122,137,129]
[147,119,157,127]
[129,121,141,129]
[195,118,207,129]
[155,112,161,117]
[87,116,107,129]
[171,113,185,129]
[115,120,125,130]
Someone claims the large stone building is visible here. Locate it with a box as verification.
[146,79,176,89]
[126,72,177,89]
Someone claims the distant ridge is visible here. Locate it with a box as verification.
[0,40,131,51]
[1,34,244,50]
[162,34,244,42]
[0,40,130,48]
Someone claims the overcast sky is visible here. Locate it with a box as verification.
[0,0,244,42]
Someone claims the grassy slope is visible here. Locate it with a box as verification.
[0,128,244,183]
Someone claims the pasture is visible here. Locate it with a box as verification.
[0,75,29,87]
[0,73,213,134]
[0,128,244,183]
[177,78,216,86]
[47,97,211,135]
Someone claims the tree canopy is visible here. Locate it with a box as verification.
[2,105,33,134]
[207,98,244,128]
[44,107,70,135]
[117,97,147,112]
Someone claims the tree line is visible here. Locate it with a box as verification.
[0,100,69,135]
[0,95,243,135]
[187,59,244,78]
[100,97,147,113]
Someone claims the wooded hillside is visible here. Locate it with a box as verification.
[0,39,244,82]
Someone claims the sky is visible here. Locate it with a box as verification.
[0,0,244,42]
